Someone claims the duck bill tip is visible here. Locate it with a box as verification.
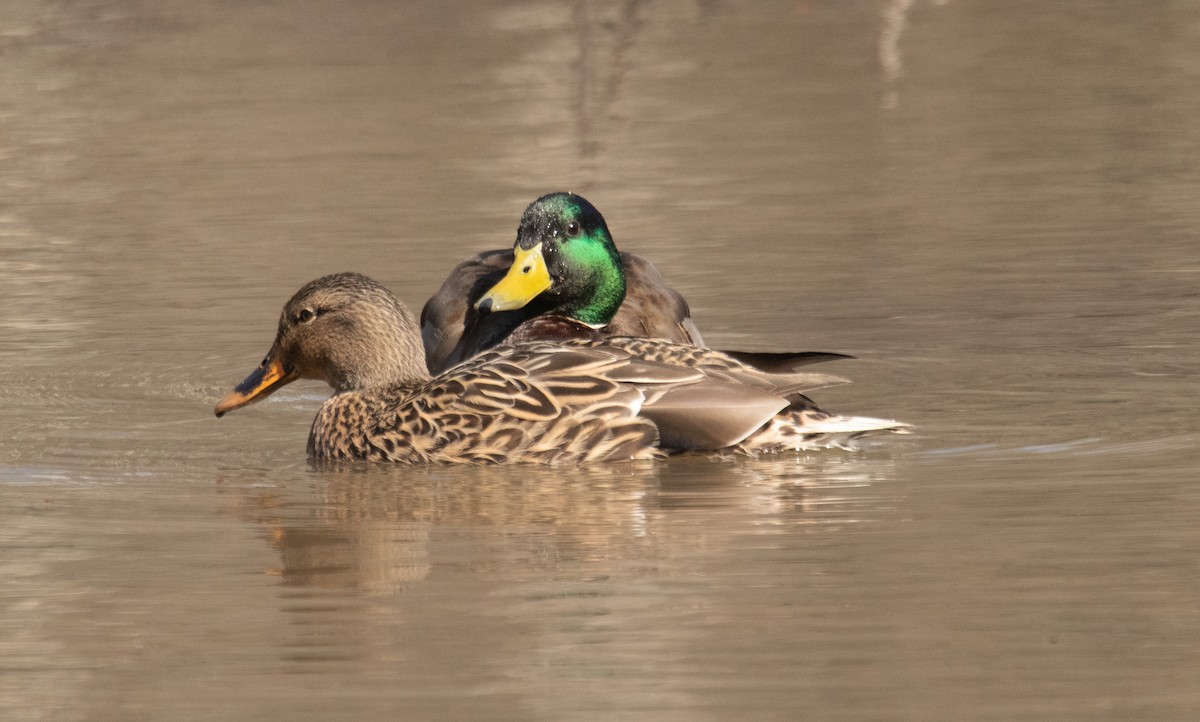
[214,390,251,418]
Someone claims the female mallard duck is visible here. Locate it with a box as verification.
[420,192,704,374]
[215,272,906,463]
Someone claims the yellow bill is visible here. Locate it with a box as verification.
[475,243,551,312]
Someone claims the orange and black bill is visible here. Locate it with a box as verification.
[214,356,297,417]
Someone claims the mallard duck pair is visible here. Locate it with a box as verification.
[215,193,908,463]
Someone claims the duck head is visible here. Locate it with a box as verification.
[475,192,626,327]
[215,272,428,417]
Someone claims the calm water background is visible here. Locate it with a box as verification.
[3,1,1199,719]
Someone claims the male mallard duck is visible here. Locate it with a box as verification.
[420,193,703,374]
[215,272,906,463]
[467,192,855,371]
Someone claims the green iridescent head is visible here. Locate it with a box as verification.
[476,192,626,326]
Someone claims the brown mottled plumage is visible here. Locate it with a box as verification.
[215,273,908,464]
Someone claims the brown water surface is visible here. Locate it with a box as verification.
[3,1,1199,720]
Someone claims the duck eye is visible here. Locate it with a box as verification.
[296,308,315,323]
[565,221,580,238]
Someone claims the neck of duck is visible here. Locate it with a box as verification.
[323,317,432,394]
[559,243,626,327]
